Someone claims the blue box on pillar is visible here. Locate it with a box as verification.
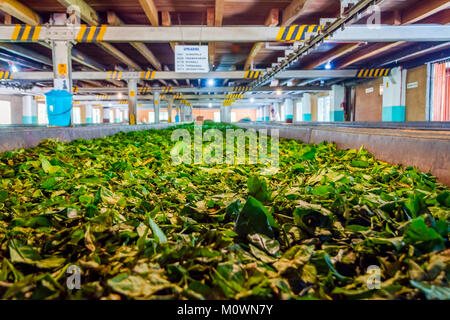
[45,90,72,126]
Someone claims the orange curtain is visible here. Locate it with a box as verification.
[432,62,450,121]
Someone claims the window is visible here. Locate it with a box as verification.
[73,107,81,124]
[160,111,168,121]
[93,108,101,123]
[295,101,303,121]
[317,96,331,122]
[0,100,11,125]
[148,111,155,123]
[431,61,450,121]
[37,102,48,125]
[214,112,220,122]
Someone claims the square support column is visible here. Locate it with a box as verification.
[330,85,345,121]
[103,108,112,123]
[22,96,37,124]
[52,41,72,92]
[382,67,407,122]
[301,94,312,121]
[180,104,185,122]
[154,91,160,124]
[264,105,270,121]
[85,104,93,123]
[285,99,294,123]
[127,79,137,125]
[168,97,174,123]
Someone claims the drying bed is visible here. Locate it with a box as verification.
[0,123,448,299]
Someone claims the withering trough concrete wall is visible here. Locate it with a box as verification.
[236,123,450,186]
[0,123,180,153]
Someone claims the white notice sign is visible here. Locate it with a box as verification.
[407,82,418,89]
[175,46,209,73]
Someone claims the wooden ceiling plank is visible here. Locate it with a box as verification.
[336,0,450,69]
[282,0,309,27]
[215,0,224,27]
[58,0,142,71]
[401,0,450,25]
[139,0,159,27]
[0,0,40,25]
[107,11,162,71]
[56,0,99,25]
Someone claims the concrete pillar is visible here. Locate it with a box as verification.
[168,98,174,123]
[175,104,180,123]
[115,109,121,123]
[382,67,407,122]
[264,105,270,121]
[301,94,312,121]
[285,99,294,123]
[330,85,345,121]
[256,107,262,121]
[52,41,73,125]
[85,104,93,123]
[52,41,72,92]
[154,91,160,124]
[103,108,112,123]
[127,79,137,125]
[22,96,37,124]
[180,105,185,122]
[123,109,129,122]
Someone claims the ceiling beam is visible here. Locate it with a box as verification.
[401,0,450,24]
[57,0,99,25]
[0,0,40,25]
[138,0,159,27]
[244,8,279,70]
[282,0,309,26]
[215,0,225,27]
[0,0,110,74]
[336,1,450,69]
[107,11,161,70]
[58,0,142,71]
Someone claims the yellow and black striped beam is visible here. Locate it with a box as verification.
[232,86,252,93]
[139,87,151,94]
[119,100,128,104]
[140,71,156,80]
[72,86,79,93]
[174,93,183,100]
[76,25,108,43]
[244,71,263,79]
[0,71,13,80]
[96,95,111,100]
[107,71,123,80]
[162,86,173,93]
[276,25,324,42]
[356,68,391,78]
[226,93,244,99]
[11,25,41,41]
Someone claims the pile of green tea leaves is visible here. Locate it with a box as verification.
[0,123,448,300]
